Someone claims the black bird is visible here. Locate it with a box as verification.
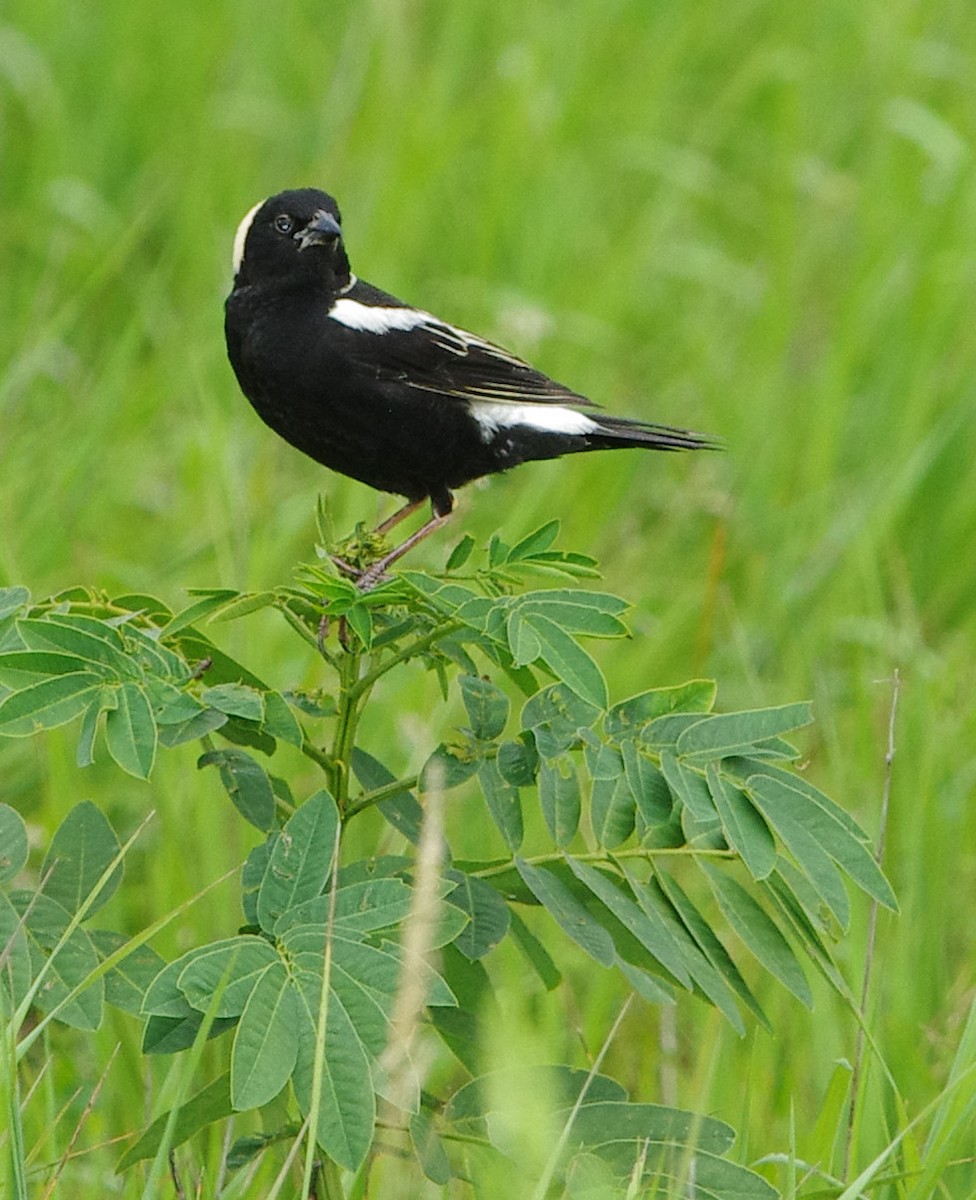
[225,188,715,583]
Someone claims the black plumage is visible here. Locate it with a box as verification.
[225,188,715,578]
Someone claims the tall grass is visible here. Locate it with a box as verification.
[2,0,975,1193]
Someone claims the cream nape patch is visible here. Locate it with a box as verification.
[232,199,265,275]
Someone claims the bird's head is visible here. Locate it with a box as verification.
[231,188,351,289]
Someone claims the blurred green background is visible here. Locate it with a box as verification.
[2,0,975,1190]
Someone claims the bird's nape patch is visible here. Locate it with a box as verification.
[232,199,265,275]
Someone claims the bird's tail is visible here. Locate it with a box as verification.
[584,414,720,453]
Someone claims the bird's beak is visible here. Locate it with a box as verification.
[295,210,342,250]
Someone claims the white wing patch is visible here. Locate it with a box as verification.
[232,199,265,276]
[470,401,598,441]
[329,298,433,333]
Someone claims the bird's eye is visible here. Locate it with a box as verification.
[273,214,293,234]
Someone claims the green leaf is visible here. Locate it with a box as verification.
[40,800,122,918]
[596,1142,777,1197]
[120,623,190,680]
[11,890,103,1030]
[144,678,204,725]
[0,649,103,689]
[632,882,746,1032]
[659,751,716,823]
[0,587,29,620]
[621,741,671,825]
[162,591,242,636]
[616,958,675,1004]
[747,771,896,911]
[116,1073,234,1170]
[209,590,277,623]
[104,681,157,778]
[291,975,375,1171]
[420,744,479,792]
[324,938,400,1061]
[676,702,813,759]
[142,956,198,1018]
[521,683,600,757]
[198,748,276,831]
[507,908,561,990]
[654,872,767,1031]
[410,1108,453,1184]
[0,892,31,1013]
[459,674,509,740]
[445,533,475,571]
[177,937,280,1017]
[446,870,510,960]
[256,790,340,932]
[477,758,524,851]
[525,614,608,709]
[516,599,628,641]
[538,757,581,847]
[514,859,615,966]
[701,863,813,1007]
[729,758,871,841]
[594,777,637,849]
[566,1099,735,1154]
[507,608,541,666]
[140,1012,239,1055]
[352,748,422,844]
[506,521,561,562]
[343,602,373,650]
[496,737,538,786]
[707,764,776,880]
[75,700,100,767]
[746,775,853,927]
[16,616,131,675]
[201,682,265,722]
[262,690,304,747]
[157,707,227,747]
[643,712,708,749]
[231,959,299,1109]
[0,803,28,882]
[429,947,492,1072]
[604,680,717,738]
[566,859,691,987]
[0,671,103,736]
[89,930,167,1016]
[331,877,414,933]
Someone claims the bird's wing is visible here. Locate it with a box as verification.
[333,288,598,409]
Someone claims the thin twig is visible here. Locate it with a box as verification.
[40,1044,120,1199]
[530,995,634,1200]
[843,668,900,1176]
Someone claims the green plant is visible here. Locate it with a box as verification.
[0,522,897,1197]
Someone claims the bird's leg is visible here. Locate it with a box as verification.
[328,499,429,580]
[375,498,425,536]
[355,512,452,591]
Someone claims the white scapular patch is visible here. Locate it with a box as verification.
[470,401,598,441]
[232,199,265,275]
[329,298,433,333]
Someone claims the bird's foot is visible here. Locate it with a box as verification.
[326,512,451,592]
[328,524,392,582]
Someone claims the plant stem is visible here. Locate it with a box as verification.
[471,845,736,880]
[344,774,420,820]
[331,647,365,813]
[347,618,465,701]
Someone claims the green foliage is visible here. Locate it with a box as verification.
[0,529,899,1194]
